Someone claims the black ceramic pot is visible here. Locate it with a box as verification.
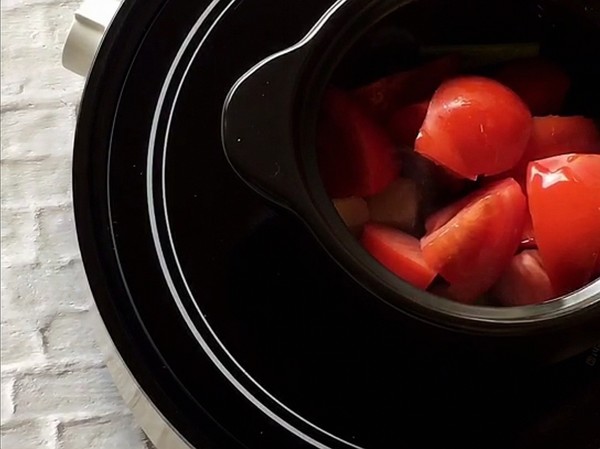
[222,0,600,364]
[73,0,600,447]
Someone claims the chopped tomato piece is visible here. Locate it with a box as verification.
[493,250,555,306]
[506,116,600,182]
[526,116,600,157]
[496,57,571,116]
[317,89,400,198]
[367,178,420,233]
[362,224,437,290]
[353,55,461,120]
[527,154,600,295]
[387,101,429,147]
[424,195,471,234]
[424,177,512,234]
[421,179,527,303]
[416,76,532,179]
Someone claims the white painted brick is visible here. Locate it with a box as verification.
[2,0,79,10]
[0,159,72,208]
[1,209,38,267]
[14,367,125,417]
[1,0,151,444]
[0,260,92,319]
[59,415,148,449]
[1,2,84,107]
[1,376,15,425]
[37,205,80,264]
[0,276,16,319]
[0,419,56,449]
[0,319,44,366]
[1,107,77,160]
[44,311,101,362]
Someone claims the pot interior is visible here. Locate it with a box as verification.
[308,0,600,317]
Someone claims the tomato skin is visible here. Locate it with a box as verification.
[424,193,471,234]
[421,178,527,303]
[387,101,429,147]
[317,89,400,198]
[505,116,600,183]
[493,250,555,306]
[496,58,571,116]
[362,224,437,290]
[526,116,600,157]
[416,77,533,180]
[424,177,513,235]
[527,154,600,295]
[353,55,461,120]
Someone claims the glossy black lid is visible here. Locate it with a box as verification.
[74,0,600,448]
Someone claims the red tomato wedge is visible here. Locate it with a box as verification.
[362,224,437,290]
[527,116,600,157]
[416,76,532,180]
[387,101,429,147]
[424,177,513,235]
[506,116,600,182]
[527,154,600,295]
[493,250,555,306]
[421,178,527,303]
[425,194,472,234]
[317,89,400,198]
[353,55,461,120]
[496,57,571,116]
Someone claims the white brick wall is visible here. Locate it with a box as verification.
[1,0,154,447]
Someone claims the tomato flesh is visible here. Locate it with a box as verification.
[317,89,400,198]
[362,224,437,290]
[527,154,600,295]
[496,57,571,116]
[416,77,532,179]
[506,116,600,182]
[353,55,460,120]
[421,179,527,303]
[425,189,479,234]
[493,250,555,306]
[424,177,508,234]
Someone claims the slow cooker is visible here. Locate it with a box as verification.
[63,0,600,447]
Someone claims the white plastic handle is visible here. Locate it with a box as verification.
[62,0,121,77]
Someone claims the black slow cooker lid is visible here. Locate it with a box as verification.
[74,0,600,448]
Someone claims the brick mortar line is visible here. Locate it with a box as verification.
[0,157,75,165]
[0,99,79,113]
[0,97,83,114]
[0,0,82,11]
[0,155,74,163]
[0,359,106,377]
[2,409,134,430]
